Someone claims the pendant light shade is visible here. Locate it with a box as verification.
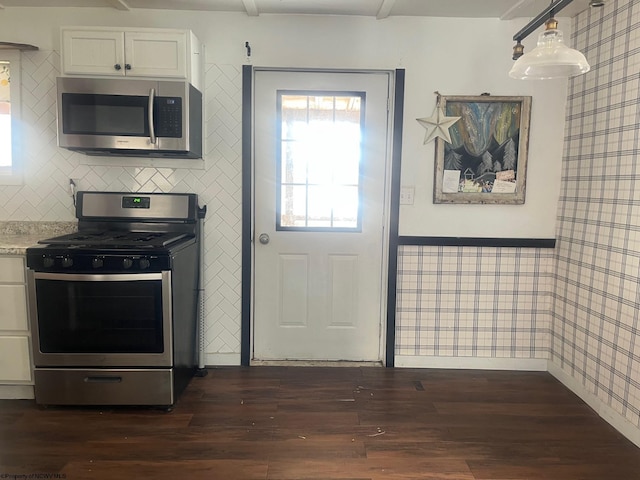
[509,18,590,80]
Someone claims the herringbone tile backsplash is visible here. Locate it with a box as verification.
[0,51,242,363]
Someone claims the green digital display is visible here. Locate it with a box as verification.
[122,196,150,209]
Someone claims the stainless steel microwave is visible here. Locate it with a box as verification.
[56,77,202,159]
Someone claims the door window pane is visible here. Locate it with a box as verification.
[280,185,307,228]
[277,92,363,231]
[333,186,359,228]
[307,185,333,227]
[281,140,307,184]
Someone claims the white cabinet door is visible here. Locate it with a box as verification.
[0,257,24,283]
[0,336,31,382]
[0,285,28,331]
[0,258,28,332]
[0,257,31,385]
[124,31,187,78]
[62,29,125,76]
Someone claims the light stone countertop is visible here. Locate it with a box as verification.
[0,221,77,255]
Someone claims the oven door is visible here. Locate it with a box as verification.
[27,271,173,367]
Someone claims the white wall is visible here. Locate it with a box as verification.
[0,8,566,238]
[0,7,568,363]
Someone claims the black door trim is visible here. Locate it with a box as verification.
[385,69,405,368]
[241,64,253,366]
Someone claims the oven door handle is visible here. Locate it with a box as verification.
[32,272,164,282]
[84,375,123,384]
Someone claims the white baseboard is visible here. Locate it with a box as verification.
[205,352,241,366]
[548,362,640,449]
[0,384,34,399]
[394,355,548,371]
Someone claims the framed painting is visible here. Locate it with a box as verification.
[433,95,532,204]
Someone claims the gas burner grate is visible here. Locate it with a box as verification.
[38,231,189,248]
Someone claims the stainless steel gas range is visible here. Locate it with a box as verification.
[26,191,204,407]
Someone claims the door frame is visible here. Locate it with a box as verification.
[241,66,405,367]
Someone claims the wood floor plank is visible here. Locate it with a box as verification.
[432,401,594,416]
[62,459,269,480]
[467,461,640,480]
[266,457,475,480]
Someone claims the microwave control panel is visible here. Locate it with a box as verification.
[155,97,182,138]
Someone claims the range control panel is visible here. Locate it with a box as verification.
[27,253,171,273]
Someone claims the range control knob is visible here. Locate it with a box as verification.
[42,256,55,268]
[61,256,74,268]
[139,258,151,270]
[92,257,104,269]
[122,257,134,269]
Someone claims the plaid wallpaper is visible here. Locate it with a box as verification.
[551,0,640,430]
[396,246,554,358]
[396,5,640,439]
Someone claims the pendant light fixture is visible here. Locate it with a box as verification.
[509,0,594,80]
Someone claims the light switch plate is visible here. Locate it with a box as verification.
[400,186,415,205]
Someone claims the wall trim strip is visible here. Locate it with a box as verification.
[395,355,548,371]
[0,385,34,400]
[398,236,556,248]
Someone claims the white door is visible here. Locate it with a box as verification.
[253,70,391,362]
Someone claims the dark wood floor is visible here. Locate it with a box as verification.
[1,367,640,479]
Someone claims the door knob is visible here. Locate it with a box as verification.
[258,233,270,245]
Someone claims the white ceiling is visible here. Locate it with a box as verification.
[0,0,595,20]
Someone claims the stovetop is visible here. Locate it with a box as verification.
[38,231,189,249]
[26,191,202,273]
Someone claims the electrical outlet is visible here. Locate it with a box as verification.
[69,178,79,197]
[400,186,415,205]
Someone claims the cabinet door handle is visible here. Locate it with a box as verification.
[114,63,122,71]
[125,63,131,70]
[148,88,156,145]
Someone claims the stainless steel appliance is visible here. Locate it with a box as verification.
[57,77,202,158]
[26,191,203,407]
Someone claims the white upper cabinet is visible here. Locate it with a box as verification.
[61,27,203,90]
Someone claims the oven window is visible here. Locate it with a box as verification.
[35,278,165,354]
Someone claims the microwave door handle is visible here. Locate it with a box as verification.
[148,88,156,145]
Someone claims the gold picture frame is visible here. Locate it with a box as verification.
[434,95,532,204]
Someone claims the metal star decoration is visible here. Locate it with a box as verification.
[416,95,461,144]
